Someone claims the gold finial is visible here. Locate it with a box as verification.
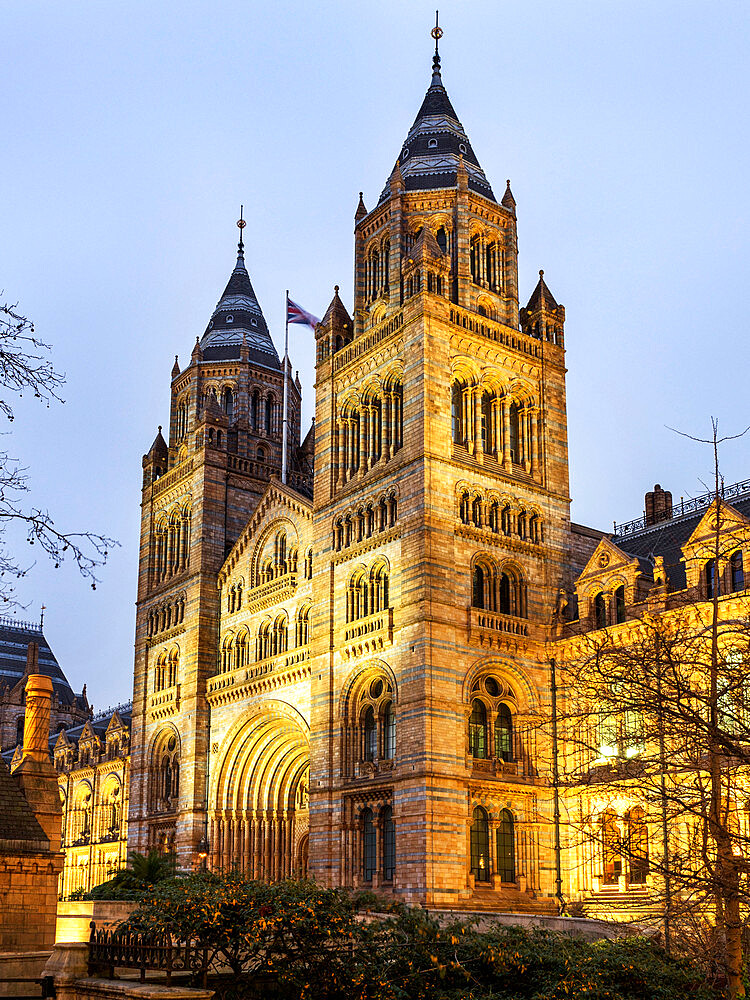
[431,11,443,79]
[431,10,443,45]
[237,204,246,253]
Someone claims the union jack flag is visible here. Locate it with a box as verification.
[286,297,320,330]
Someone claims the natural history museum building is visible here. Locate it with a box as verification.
[116,38,750,916]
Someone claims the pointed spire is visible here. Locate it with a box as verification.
[191,336,203,365]
[199,218,279,366]
[147,425,168,458]
[526,270,559,312]
[171,355,180,379]
[355,192,367,221]
[501,179,516,213]
[377,17,495,205]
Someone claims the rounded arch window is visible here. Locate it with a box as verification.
[370,678,383,699]
[428,138,438,149]
[469,698,488,758]
[470,806,490,881]
[496,809,515,882]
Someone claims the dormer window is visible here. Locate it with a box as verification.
[459,143,467,153]
[226,315,234,323]
[402,148,409,158]
[428,138,438,149]
[251,318,257,327]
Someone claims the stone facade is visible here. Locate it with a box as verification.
[121,39,750,919]
[54,708,131,899]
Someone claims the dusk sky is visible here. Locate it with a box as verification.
[3,1,748,710]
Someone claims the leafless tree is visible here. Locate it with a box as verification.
[0,300,116,605]
[555,421,750,998]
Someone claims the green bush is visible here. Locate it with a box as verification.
[82,849,175,900]
[120,873,715,999]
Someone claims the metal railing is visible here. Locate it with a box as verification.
[614,478,750,537]
[88,921,208,985]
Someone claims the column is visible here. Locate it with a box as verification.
[265,815,273,881]
[530,406,539,477]
[492,399,501,459]
[254,815,263,879]
[368,405,377,470]
[384,393,393,460]
[522,406,531,472]
[502,398,511,469]
[358,410,366,476]
[464,389,474,454]
[348,417,357,478]
[474,387,483,459]
[337,418,346,487]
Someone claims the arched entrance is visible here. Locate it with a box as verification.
[210,704,309,880]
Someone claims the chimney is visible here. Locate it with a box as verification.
[13,670,62,852]
[645,484,673,526]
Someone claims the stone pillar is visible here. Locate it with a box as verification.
[384,393,393,460]
[530,406,539,476]
[502,398,511,469]
[474,387,483,460]
[464,389,474,455]
[14,670,62,853]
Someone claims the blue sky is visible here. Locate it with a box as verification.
[2,0,748,708]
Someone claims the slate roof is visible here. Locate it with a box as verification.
[526,271,558,312]
[378,50,495,205]
[0,754,48,847]
[200,243,280,368]
[613,491,750,592]
[0,618,78,706]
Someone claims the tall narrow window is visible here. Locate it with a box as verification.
[451,383,463,444]
[615,585,626,624]
[362,809,376,881]
[470,807,490,881]
[363,706,377,762]
[594,592,607,629]
[265,397,273,435]
[383,701,396,760]
[382,806,395,881]
[731,551,744,593]
[499,574,511,615]
[601,810,622,885]
[472,566,485,609]
[706,558,717,599]
[496,809,515,882]
[469,699,488,759]
[627,807,649,885]
[509,403,519,462]
[495,704,513,762]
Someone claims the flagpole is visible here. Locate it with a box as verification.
[281,289,289,485]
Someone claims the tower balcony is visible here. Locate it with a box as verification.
[206,646,310,706]
[340,607,394,660]
[151,459,193,499]
[149,684,180,721]
[247,572,298,612]
[467,607,540,648]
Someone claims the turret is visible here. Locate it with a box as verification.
[520,270,565,347]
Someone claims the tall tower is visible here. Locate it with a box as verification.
[310,34,571,907]
[128,224,301,862]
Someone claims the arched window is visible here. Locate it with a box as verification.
[460,492,470,524]
[16,716,23,746]
[498,573,511,614]
[362,809,376,882]
[296,605,310,646]
[272,614,288,655]
[371,562,389,613]
[469,699,488,758]
[480,391,492,452]
[382,806,395,881]
[731,551,744,593]
[472,565,485,609]
[470,806,490,881]
[363,706,377,762]
[251,391,259,431]
[615,586,626,624]
[601,809,621,885]
[436,226,447,253]
[627,807,649,885]
[496,809,515,882]
[495,704,513,762]
[594,592,607,629]
[451,382,464,445]
[509,402,520,462]
[488,501,499,533]
[383,701,396,760]
[705,558,717,600]
[222,388,234,421]
[265,396,273,435]
[470,235,481,284]
[257,620,272,661]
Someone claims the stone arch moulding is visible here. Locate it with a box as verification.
[339,657,399,720]
[462,657,538,713]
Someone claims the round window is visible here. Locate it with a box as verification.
[459,143,467,153]
[402,148,409,158]
[370,678,384,699]
[167,735,177,752]
[484,677,500,697]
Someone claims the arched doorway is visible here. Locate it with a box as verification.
[210,705,309,881]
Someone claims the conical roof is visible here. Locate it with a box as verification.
[526,270,558,312]
[200,241,280,369]
[378,49,495,205]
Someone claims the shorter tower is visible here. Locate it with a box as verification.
[128,223,304,863]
